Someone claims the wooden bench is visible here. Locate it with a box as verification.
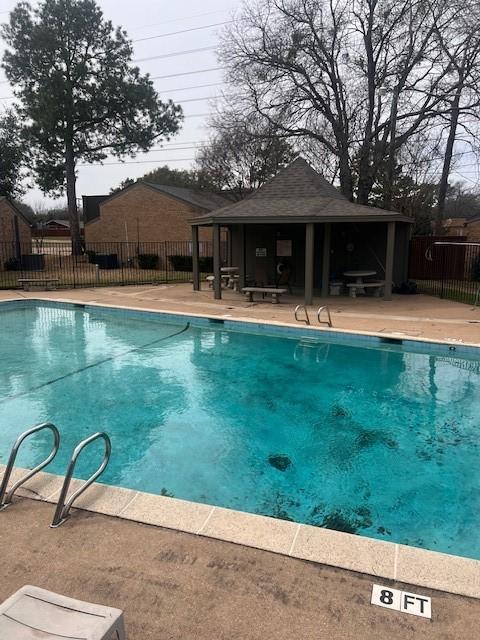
[346,281,385,298]
[242,287,288,304]
[18,278,59,291]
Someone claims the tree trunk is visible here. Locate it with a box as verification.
[383,88,400,211]
[65,140,83,255]
[357,6,376,207]
[436,82,463,233]
[357,167,375,205]
[338,149,354,201]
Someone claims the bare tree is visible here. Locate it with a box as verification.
[219,0,454,205]
[432,0,480,230]
[196,114,294,199]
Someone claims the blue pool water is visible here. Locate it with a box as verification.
[1,301,479,559]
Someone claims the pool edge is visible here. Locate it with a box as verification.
[3,464,479,600]
[2,295,480,353]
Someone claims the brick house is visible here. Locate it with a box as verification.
[84,182,230,245]
[442,216,480,241]
[0,197,32,270]
[466,217,480,241]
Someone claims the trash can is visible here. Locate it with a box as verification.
[21,254,45,271]
[95,253,118,269]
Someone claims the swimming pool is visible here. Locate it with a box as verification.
[1,300,479,559]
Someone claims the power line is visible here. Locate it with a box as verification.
[132,21,230,43]
[134,46,216,64]
[149,67,223,80]
[129,9,229,33]
[149,139,206,147]
[0,80,224,101]
[184,113,211,118]
[0,66,224,87]
[79,158,195,167]
[137,145,202,152]
[1,49,220,86]
[179,96,218,104]
[167,82,223,93]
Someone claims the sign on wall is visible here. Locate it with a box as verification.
[276,240,292,257]
[255,247,267,257]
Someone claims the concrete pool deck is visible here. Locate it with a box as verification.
[3,463,480,602]
[1,282,479,344]
[2,497,480,640]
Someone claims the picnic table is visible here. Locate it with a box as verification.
[221,266,239,289]
[343,270,376,296]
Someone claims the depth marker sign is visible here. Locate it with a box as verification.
[371,584,432,619]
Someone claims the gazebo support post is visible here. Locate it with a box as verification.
[321,222,331,297]
[192,225,200,291]
[213,223,222,300]
[384,221,396,301]
[304,223,315,305]
[238,224,246,289]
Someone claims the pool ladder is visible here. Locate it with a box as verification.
[0,423,111,528]
[294,305,333,327]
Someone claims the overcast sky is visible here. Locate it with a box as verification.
[0,0,240,208]
[1,0,479,209]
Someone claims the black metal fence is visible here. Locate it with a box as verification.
[409,237,480,305]
[0,240,227,290]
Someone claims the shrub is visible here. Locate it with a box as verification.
[4,257,21,271]
[138,253,159,270]
[168,255,214,272]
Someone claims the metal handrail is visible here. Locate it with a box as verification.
[317,306,333,327]
[294,304,311,325]
[0,423,60,511]
[51,432,111,528]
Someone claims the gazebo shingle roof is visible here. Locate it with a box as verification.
[191,157,412,224]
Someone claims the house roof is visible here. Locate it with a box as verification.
[84,182,230,224]
[45,219,70,227]
[143,183,230,211]
[444,217,467,226]
[191,158,413,225]
[0,196,33,227]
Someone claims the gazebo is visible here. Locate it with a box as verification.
[190,158,413,303]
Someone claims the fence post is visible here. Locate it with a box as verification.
[72,241,77,288]
[165,242,169,283]
[440,245,446,299]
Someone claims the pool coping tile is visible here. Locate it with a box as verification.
[290,523,396,579]
[199,507,299,555]
[1,465,480,599]
[395,543,480,600]
[48,480,139,517]
[119,490,214,534]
